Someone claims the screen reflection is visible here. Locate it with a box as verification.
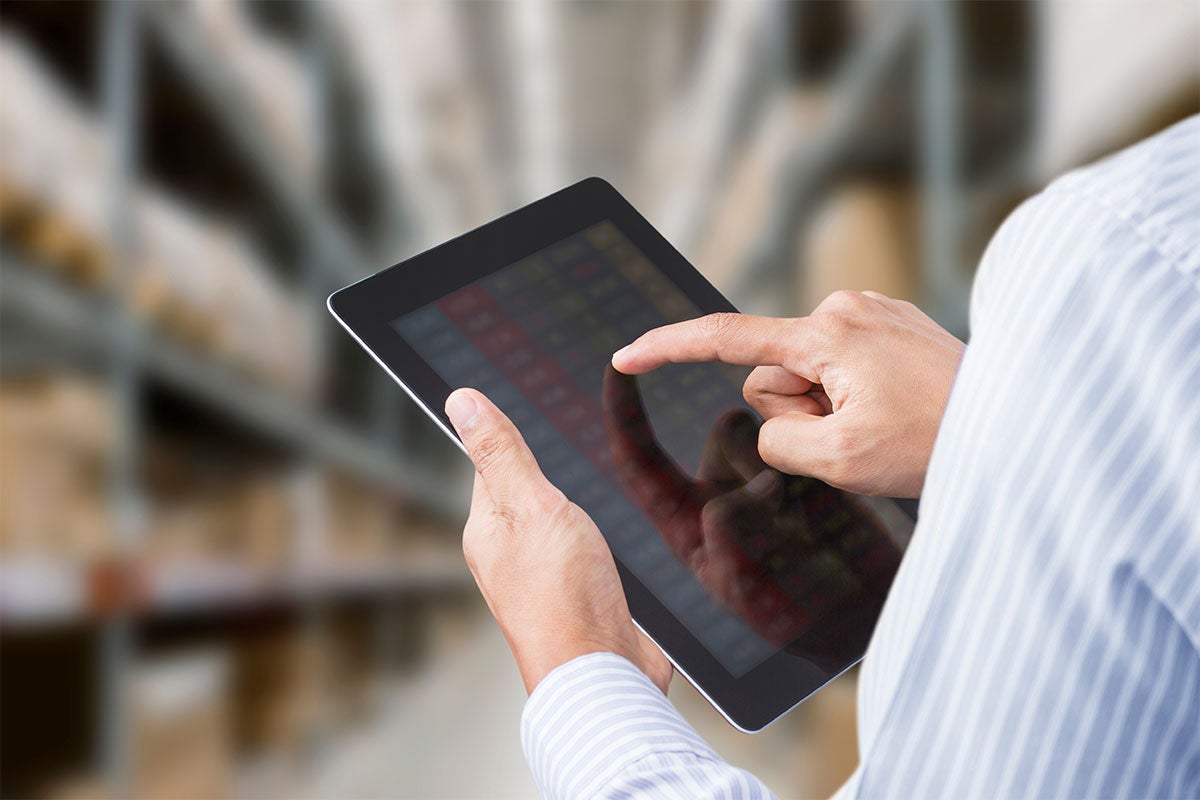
[603,367,902,674]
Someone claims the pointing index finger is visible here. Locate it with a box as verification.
[612,313,818,378]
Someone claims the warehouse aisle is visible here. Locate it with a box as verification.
[310,616,538,799]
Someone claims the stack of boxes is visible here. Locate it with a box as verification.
[0,376,114,563]
[189,0,320,180]
[0,33,317,396]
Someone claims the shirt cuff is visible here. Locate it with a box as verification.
[520,652,721,799]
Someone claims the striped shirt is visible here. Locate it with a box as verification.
[520,115,1200,799]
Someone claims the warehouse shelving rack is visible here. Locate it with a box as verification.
[0,252,461,519]
[0,5,475,613]
[0,1,473,794]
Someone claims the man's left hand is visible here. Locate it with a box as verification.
[445,387,673,695]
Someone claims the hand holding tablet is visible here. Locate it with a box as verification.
[445,386,674,697]
[328,178,929,730]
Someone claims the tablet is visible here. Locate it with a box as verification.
[329,178,913,732]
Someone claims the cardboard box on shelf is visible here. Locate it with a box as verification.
[326,614,380,724]
[135,189,235,355]
[321,472,393,564]
[130,650,234,800]
[232,630,323,755]
[24,129,111,288]
[141,441,295,570]
[799,181,920,312]
[0,33,112,288]
[0,376,114,560]
[189,0,319,179]
[201,220,317,395]
[0,375,114,455]
[235,474,294,569]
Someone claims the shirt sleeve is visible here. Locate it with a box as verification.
[520,652,776,799]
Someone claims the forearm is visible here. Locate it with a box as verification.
[522,653,775,799]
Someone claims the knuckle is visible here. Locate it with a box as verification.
[544,495,580,530]
[756,417,783,460]
[489,499,523,532]
[470,431,513,475]
[821,426,862,482]
[816,309,853,338]
[742,371,765,402]
[825,290,866,310]
[461,532,478,569]
[819,291,875,323]
[495,484,568,534]
[821,460,851,487]
[827,424,858,456]
[699,312,738,347]
[461,522,485,569]
[820,291,878,335]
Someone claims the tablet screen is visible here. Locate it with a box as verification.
[392,221,902,678]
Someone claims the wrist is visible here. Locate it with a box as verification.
[511,635,613,695]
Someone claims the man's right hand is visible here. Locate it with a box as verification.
[611,291,965,498]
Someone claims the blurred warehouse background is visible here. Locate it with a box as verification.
[0,1,1196,798]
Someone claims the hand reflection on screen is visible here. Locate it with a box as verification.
[602,367,902,673]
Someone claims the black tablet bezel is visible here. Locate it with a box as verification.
[329,177,852,732]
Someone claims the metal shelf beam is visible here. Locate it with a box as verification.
[0,557,474,628]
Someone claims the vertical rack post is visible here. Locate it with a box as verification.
[97,0,142,794]
[364,22,406,681]
[919,0,968,335]
[298,0,336,776]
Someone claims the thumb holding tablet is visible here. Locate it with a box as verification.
[445,389,544,508]
[445,388,673,696]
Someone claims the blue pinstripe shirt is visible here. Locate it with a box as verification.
[520,116,1200,799]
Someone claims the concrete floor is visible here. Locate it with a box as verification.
[309,615,856,799]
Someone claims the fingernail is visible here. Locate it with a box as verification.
[612,344,632,364]
[747,470,779,496]
[445,390,479,432]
